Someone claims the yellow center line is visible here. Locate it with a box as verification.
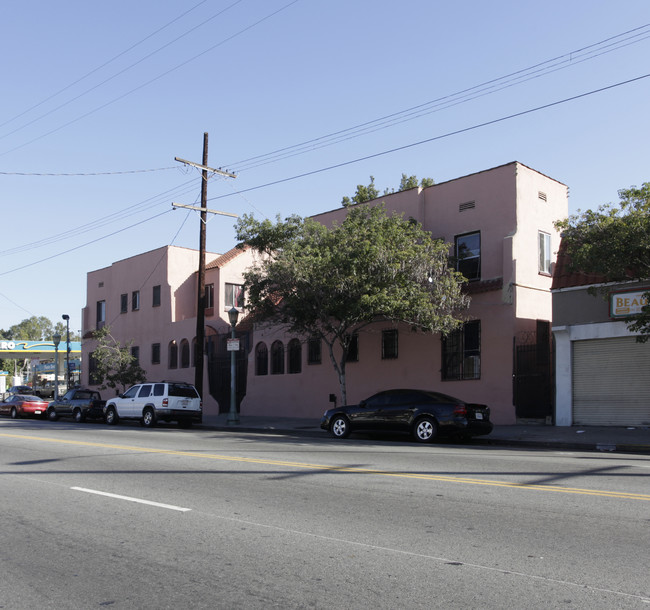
[3,432,649,501]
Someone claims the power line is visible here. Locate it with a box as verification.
[0,0,301,157]
[0,209,175,278]
[209,72,650,202]
[0,166,177,176]
[0,0,211,131]
[227,24,650,173]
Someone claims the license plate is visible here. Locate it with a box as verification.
[475,412,483,420]
[35,410,42,415]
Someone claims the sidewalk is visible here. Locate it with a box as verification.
[200,414,650,455]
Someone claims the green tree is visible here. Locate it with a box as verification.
[90,326,147,393]
[341,176,379,207]
[236,204,469,403]
[7,316,54,340]
[555,182,650,339]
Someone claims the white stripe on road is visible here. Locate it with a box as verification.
[71,487,191,512]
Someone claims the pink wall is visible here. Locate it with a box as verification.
[241,162,568,424]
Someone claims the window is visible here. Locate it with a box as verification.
[271,341,284,374]
[120,294,128,314]
[96,300,106,330]
[538,231,551,275]
[225,283,244,309]
[137,384,152,398]
[288,339,302,374]
[382,329,398,359]
[455,232,480,281]
[122,385,139,399]
[151,343,161,365]
[131,346,140,364]
[255,342,268,376]
[132,290,140,311]
[205,284,214,310]
[168,341,178,369]
[180,339,190,368]
[345,333,359,362]
[307,336,322,365]
[89,351,101,385]
[442,320,481,380]
[153,285,161,307]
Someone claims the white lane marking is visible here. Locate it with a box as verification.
[71,487,191,512]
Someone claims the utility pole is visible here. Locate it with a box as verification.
[173,133,236,404]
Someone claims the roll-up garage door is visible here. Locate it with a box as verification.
[572,337,650,426]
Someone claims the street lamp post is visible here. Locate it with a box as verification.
[53,333,61,401]
[227,307,240,425]
[62,314,70,391]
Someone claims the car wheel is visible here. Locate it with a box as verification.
[330,415,350,439]
[10,407,18,419]
[413,416,437,442]
[73,408,85,423]
[142,407,155,428]
[105,406,118,425]
[48,408,59,422]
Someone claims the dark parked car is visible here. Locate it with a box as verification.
[320,389,493,442]
[47,388,106,423]
[8,385,34,395]
[0,394,49,419]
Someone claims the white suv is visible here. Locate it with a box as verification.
[104,381,202,428]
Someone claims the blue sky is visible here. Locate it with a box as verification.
[2,0,649,335]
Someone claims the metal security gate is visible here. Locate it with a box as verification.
[573,337,650,426]
[513,324,554,420]
[207,334,248,414]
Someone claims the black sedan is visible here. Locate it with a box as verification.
[320,389,493,442]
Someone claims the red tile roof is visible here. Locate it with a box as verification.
[551,239,607,290]
[205,245,249,270]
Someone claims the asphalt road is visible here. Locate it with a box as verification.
[1,418,648,609]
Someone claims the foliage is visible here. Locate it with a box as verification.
[341,176,379,207]
[555,182,650,339]
[236,204,469,403]
[341,174,435,207]
[89,326,147,393]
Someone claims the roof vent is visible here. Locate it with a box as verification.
[538,191,547,202]
[459,201,475,212]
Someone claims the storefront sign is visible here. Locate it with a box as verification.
[610,289,650,318]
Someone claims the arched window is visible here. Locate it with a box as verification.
[288,339,302,374]
[271,340,284,375]
[255,342,268,376]
[168,341,178,369]
[180,339,190,368]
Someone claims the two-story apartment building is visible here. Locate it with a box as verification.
[81,244,253,414]
[242,162,568,424]
[81,161,567,424]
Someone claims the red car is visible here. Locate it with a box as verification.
[0,394,49,419]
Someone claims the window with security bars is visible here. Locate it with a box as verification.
[288,339,302,374]
[442,320,481,380]
[382,329,398,359]
[307,336,322,365]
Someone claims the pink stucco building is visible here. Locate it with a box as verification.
[82,162,567,424]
